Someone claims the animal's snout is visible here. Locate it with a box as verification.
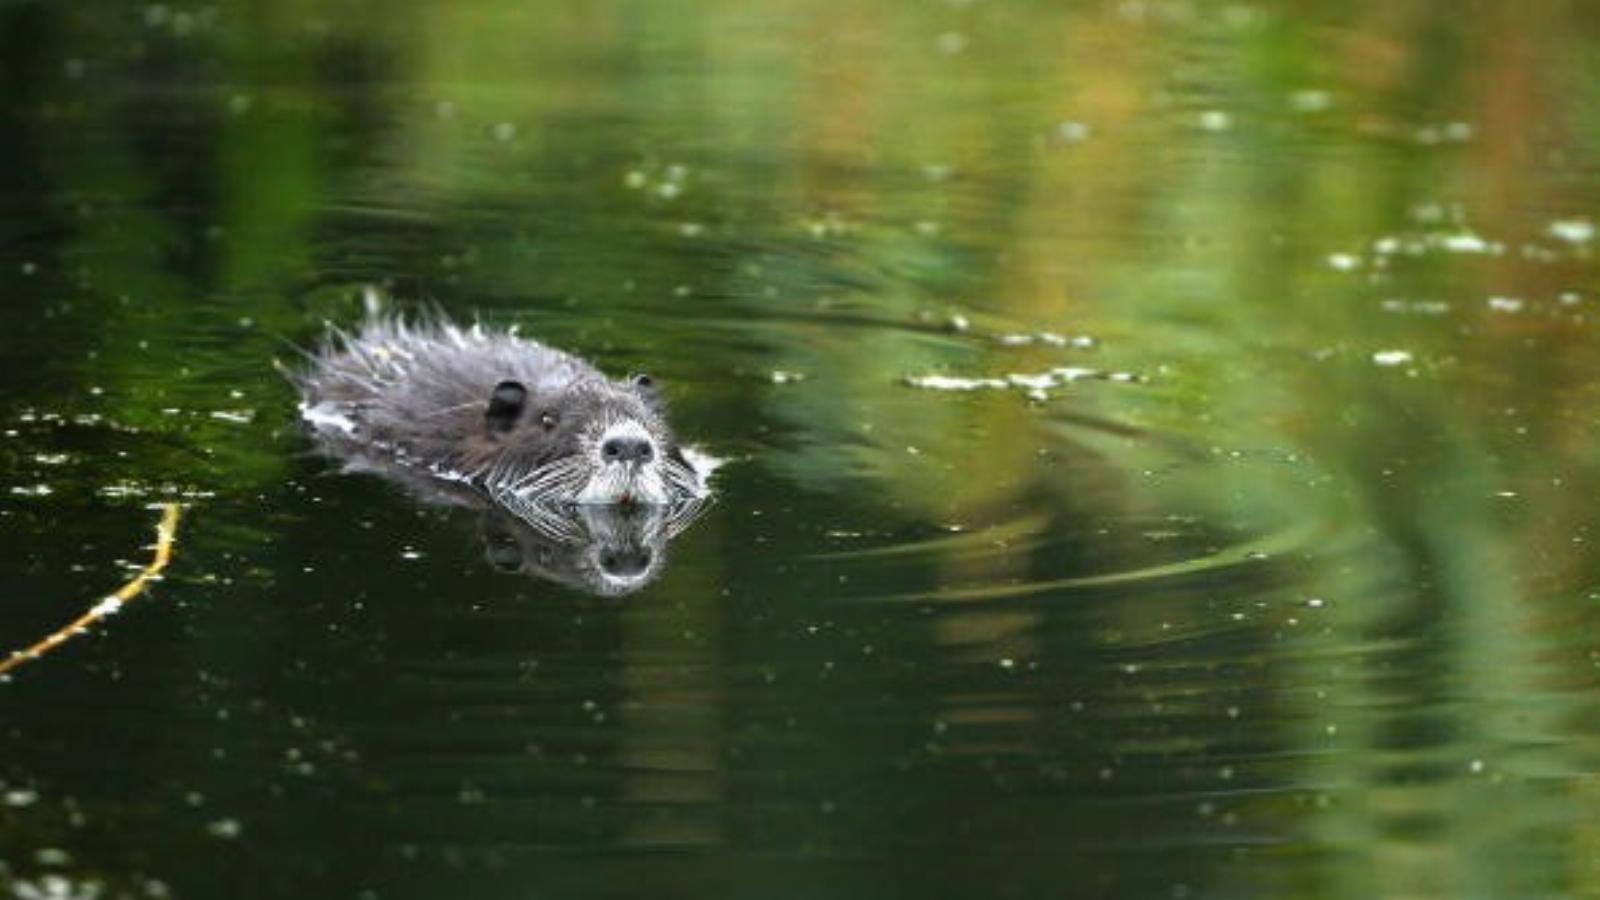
[599,547,653,577]
[601,435,654,464]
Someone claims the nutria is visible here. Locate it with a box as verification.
[293,311,712,515]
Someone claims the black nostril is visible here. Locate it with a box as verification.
[600,547,652,577]
[601,436,654,463]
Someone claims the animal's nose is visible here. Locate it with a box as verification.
[601,435,654,463]
[599,547,653,577]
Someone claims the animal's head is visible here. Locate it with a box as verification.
[476,373,703,507]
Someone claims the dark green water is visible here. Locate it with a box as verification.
[4,1,1600,897]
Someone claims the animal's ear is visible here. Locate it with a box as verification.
[628,372,663,407]
[485,380,527,433]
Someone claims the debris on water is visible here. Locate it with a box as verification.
[5,788,39,807]
[1289,89,1333,112]
[1380,298,1451,315]
[1372,350,1413,367]
[1055,121,1092,143]
[1436,231,1497,254]
[906,366,1141,394]
[995,331,1096,349]
[1549,218,1595,244]
[1413,122,1473,144]
[906,374,1007,392]
[206,818,243,839]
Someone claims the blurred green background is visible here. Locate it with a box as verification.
[2,1,1600,898]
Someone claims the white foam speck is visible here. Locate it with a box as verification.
[1437,232,1490,254]
[1372,350,1413,367]
[1550,219,1594,244]
[905,375,1007,391]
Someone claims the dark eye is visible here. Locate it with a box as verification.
[539,411,558,430]
[631,373,654,389]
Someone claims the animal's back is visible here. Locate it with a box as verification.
[297,318,599,476]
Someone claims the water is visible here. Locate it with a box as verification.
[3,1,1600,897]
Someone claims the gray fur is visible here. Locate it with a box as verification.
[294,315,703,508]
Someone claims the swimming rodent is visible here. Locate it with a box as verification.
[293,312,711,514]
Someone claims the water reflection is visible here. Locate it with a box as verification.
[480,501,708,595]
[4,0,1600,897]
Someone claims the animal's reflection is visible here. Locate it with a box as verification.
[479,499,707,596]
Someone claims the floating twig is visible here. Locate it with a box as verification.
[0,502,181,677]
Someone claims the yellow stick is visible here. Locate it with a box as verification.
[0,502,181,677]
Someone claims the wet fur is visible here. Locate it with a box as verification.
[293,315,702,506]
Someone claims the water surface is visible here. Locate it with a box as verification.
[3,2,1600,898]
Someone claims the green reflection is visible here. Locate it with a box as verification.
[2,1,1600,898]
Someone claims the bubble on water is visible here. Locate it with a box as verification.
[1326,253,1361,271]
[1198,110,1232,131]
[770,371,806,385]
[1487,296,1525,313]
[1549,219,1594,244]
[1371,350,1413,367]
[1469,758,1486,774]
